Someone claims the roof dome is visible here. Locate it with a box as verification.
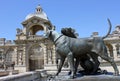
[25,5,48,20]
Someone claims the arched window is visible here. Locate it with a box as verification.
[29,25,44,35]
[5,48,14,62]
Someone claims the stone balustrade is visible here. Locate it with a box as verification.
[28,35,45,39]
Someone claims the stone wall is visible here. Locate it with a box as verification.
[15,66,27,73]
[100,61,120,73]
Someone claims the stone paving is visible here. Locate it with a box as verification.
[46,71,120,81]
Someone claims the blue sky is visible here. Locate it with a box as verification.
[0,0,120,40]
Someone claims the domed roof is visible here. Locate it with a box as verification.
[25,5,48,20]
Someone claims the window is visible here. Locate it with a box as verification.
[116,44,120,56]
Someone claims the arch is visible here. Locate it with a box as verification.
[0,48,4,61]
[28,25,45,35]
[0,47,14,62]
[105,43,113,57]
[28,43,45,71]
[5,48,14,62]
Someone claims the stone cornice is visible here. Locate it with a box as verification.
[104,38,120,43]
[14,38,51,44]
[0,44,17,48]
[22,16,50,27]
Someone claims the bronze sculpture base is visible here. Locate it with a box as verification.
[62,75,120,81]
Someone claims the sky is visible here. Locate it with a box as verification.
[0,0,120,40]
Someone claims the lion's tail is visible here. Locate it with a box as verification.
[102,18,112,39]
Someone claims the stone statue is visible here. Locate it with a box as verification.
[45,19,119,78]
[61,27,100,75]
[16,28,22,35]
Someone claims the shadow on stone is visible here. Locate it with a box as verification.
[47,71,120,81]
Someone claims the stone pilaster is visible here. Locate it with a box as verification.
[43,45,47,65]
[112,44,118,60]
[14,47,18,65]
[22,45,26,65]
[52,45,56,64]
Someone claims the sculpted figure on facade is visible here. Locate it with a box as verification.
[16,28,23,35]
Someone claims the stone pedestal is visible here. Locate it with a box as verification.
[62,75,120,81]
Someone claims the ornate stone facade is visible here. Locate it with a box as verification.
[0,5,120,73]
[91,26,120,72]
[0,5,56,73]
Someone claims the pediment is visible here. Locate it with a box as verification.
[22,16,49,26]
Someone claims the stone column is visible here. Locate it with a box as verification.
[48,49,52,64]
[52,45,56,64]
[18,52,22,65]
[22,45,26,65]
[26,44,29,72]
[112,44,118,60]
[44,45,47,65]
[14,47,18,65]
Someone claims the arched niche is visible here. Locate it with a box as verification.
[0,47,15,62]
[28,43,44,71]
[4,48,15,62]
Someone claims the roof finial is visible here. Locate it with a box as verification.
[36,4,42,13]
[38,4,40,6]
